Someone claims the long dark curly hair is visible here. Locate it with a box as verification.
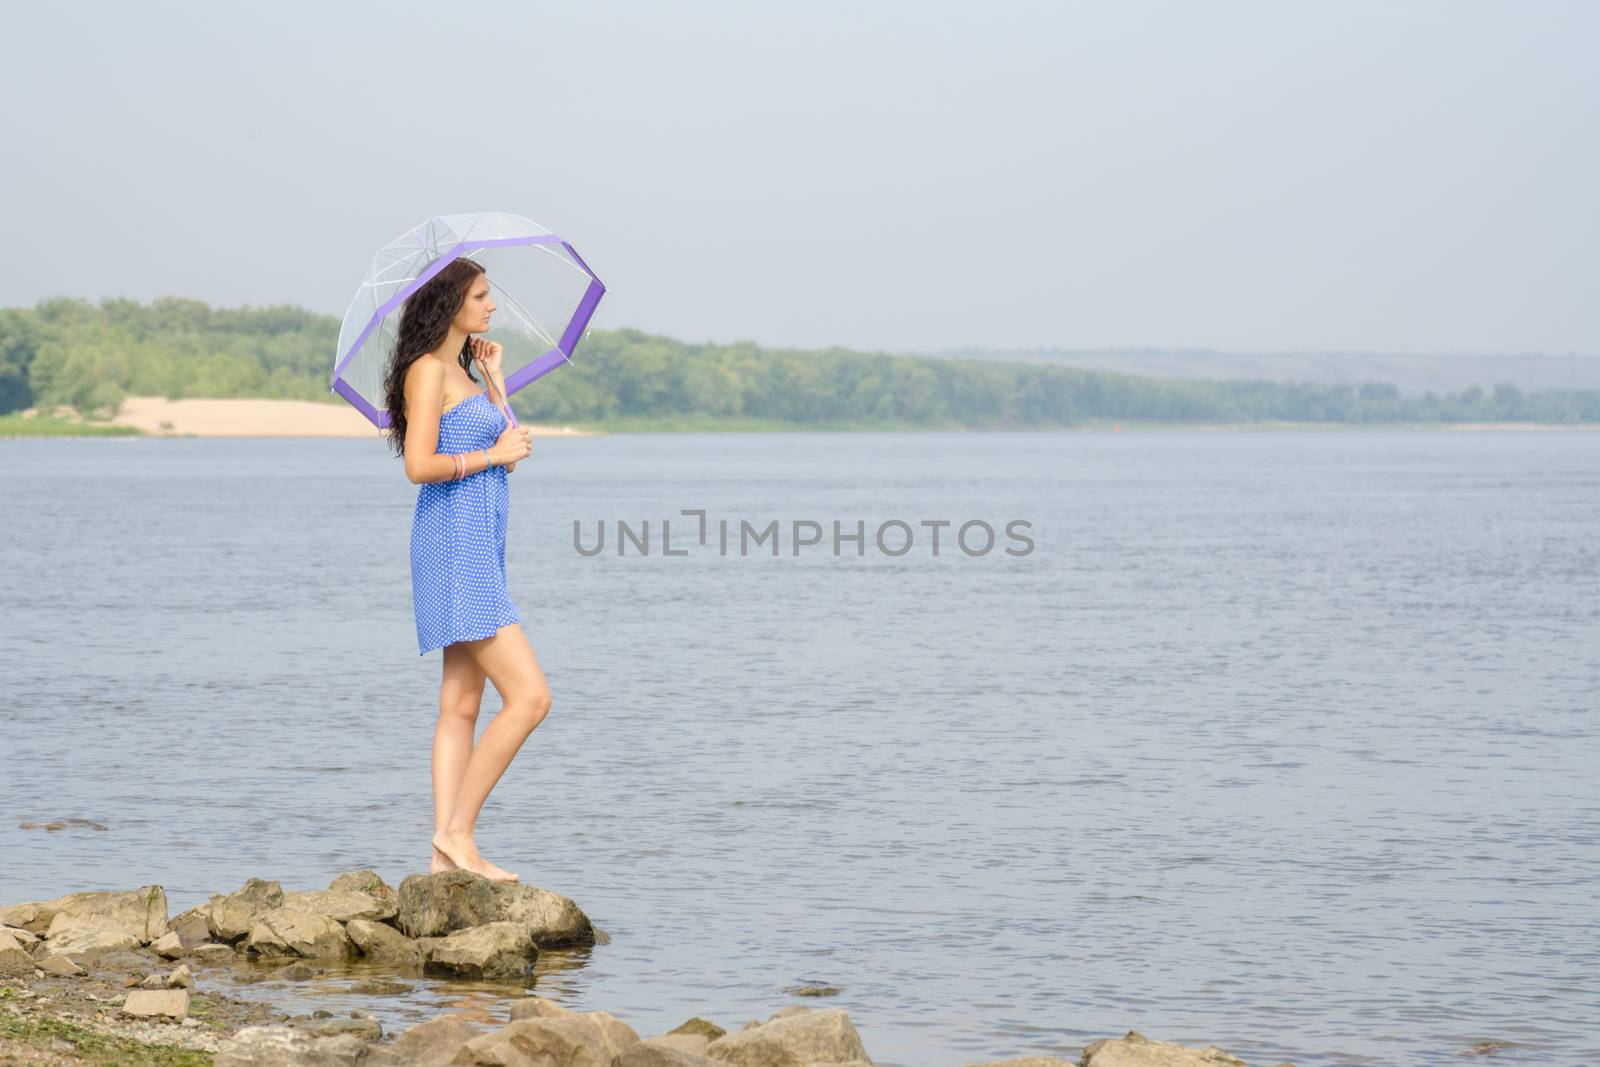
[382,257,486,458]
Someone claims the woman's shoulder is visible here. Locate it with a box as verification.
[406,355,445,384]
[403,356,445,403]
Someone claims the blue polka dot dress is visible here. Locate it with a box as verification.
[410,391,520,656]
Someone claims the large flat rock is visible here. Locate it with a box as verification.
[40,886,169,944]
[396,870,594,947]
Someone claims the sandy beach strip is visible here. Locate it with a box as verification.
[103,395,595,438]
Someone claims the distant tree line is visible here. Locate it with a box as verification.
[3,296,1597,427]
[0,296,335,416]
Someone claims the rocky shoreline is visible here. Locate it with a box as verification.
[2,870,1295,1066]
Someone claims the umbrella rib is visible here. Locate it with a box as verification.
[492,284,559,350]
[531,240,595,280]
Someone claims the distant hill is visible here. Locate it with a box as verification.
[916,348,1600,397]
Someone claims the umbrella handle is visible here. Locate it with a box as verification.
[475,353,520,430]
[488,375,520,430]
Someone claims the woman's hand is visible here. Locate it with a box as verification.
[470,336,504,378]
[493,423,532,466]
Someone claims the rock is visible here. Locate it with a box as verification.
[18,818,108,832]
[277,962,318,981]
[670,1018,728,1041]
[967,1060,1076,1066]
[281,889,399,923]
[138,973,168,989]
[1461,1041,1523,1057]
[209,878,285,941]
[502,997,637,1048]
[364,1015,483,1066]
[192,942,237,963]
[0,944,35,976]
[617,1039,724,1066]
[0,902,49,932]
[170,905,214,948]
[216,1024,373,1066]
[395,869,595,947]
[35,954,84,976]
[296,1016,382,1041]
[348,978,410,995]
[83,948,147,972]
[493,885,597,949]
[704,1006,871,1066]
[1,924,39,948]
[787,984,841,997]
[42,886,168,944]
[424,921,537,981]
[573,1010,642,1050]
[328,869,396,900]
[454,1015,638,1066]
[37,925,141,962]
[0,921,32,953]
[151,930,186,958]
[344,918,423,966]
[243,908,354,959]
[121,988,190,1019]
[1081,1031,1251,1067]
[508,994,576,1021]
[167,962,196,990]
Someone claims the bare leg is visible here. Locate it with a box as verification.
[432,623,551,881]
[430,643,485,874]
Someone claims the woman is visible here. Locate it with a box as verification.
[381,256,547,883]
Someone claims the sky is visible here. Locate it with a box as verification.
[0,0,1594,356]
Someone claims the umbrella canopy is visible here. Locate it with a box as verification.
[331,211,605,428]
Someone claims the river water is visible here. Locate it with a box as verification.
[2,429,1596,1066]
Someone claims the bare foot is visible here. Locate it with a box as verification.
[432,830,518,882]
[479,857,519,882]
[430,844,458,874]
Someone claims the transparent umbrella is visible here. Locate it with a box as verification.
[331,211,606,429]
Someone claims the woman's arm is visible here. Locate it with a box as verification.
[403,359,504,483]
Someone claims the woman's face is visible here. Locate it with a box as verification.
[453,274,496,334]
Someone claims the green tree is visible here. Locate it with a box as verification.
[28,339,129,415]
[0,308,42,413]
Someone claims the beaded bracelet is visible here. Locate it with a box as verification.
[482,448,491,470]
